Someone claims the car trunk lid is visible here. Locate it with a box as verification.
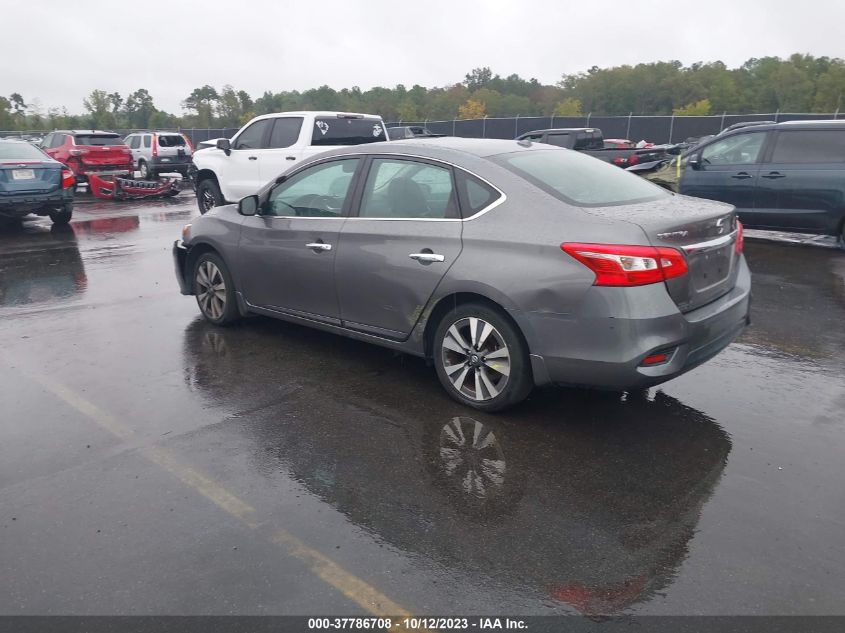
[588,196,740,313]
[155,134,191,159]
[0,161,61,194]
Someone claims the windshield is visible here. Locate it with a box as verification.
[74,134,125,146]
[495,148,667,206]
[312,117,386,146]
[0,142,50,160]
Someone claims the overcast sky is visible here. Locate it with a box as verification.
[4,0,845,114]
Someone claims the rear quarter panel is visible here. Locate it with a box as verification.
[426,181,651,350]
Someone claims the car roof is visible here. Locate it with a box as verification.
[250,111,382,121]
[520,128,598,135]
[125,130,184,135]
[322,137,542,160]
[52,130,121,135]
[720,119,845,135]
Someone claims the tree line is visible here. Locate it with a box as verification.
[3,54,845,132]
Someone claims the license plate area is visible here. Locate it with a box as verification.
[689,244,732,292]
[12,169,35,180]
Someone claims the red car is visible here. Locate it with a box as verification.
[42,130,133,184]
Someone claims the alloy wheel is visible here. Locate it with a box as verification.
[440,316,510,401]
[196,260,226,320]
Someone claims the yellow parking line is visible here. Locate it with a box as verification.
[272,530,411,617]
[22,369,413,619]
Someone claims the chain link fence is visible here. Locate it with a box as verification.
[2,112,841,146]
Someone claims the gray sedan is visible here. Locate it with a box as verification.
[173,138,751,411]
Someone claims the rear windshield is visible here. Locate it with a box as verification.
[0,142,49,160]
[158,134,186,147]
[312,117,386,146]
[74,134,124,146]
[494,148,667,206]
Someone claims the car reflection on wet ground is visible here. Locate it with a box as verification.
[0,194,843,616]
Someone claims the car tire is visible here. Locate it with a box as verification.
[193,251,239,326]
[197,178,223,214]
[433,302,533,412]
[49,204,73,225]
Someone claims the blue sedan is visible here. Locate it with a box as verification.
[0,139,75,225]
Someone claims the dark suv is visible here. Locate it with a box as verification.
[680,120,845,242]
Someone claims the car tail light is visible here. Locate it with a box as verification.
[61,168,75,189]
[627,154,639,166]
[612,156,628,166]
[182,134,193,152]
[69,149,87,157]
[561,243,688,287]
[152,135,158,157]
[735,220,744,254]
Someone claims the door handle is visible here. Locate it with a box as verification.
[248,156,258,161]
[762,172,785,179]
[306,242,332,252]
[286,156,296,161]
[409,253,445,263]
[731,172,753,179]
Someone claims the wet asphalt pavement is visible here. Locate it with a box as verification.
[0,194,843,617]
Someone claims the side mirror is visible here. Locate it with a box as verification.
[687,154,701,170]
[216,138,231,156]
[238,195,259,216]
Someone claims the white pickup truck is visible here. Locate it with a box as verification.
[192,111,389,213]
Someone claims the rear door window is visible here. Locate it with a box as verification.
[312,117,386,146]
[770,130,845,164]
[143,135,151,148]
[358,158,458,219]
[573,132,603,150]
[268,117,303,148]
[234,119,272,150]
[546,134,572,148]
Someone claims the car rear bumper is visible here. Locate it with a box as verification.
[152,157,192,171]
[173,240,192,295]
[77,168,133,183]
[0,189,73,216]
[524,255,752,389]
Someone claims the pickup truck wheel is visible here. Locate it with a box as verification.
[49,204,73,225]
[193,252,239,326]
[197,179,223,214]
